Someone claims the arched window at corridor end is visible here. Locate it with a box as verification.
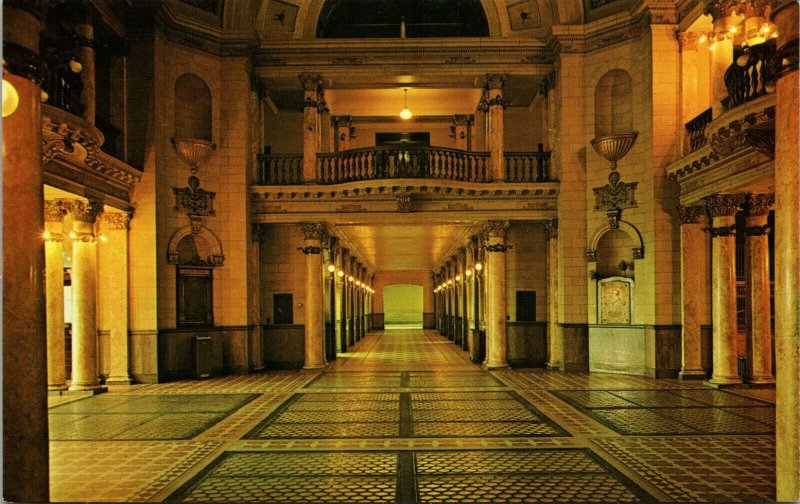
[316,0,490,38]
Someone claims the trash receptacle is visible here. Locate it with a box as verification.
[192,335,212,379]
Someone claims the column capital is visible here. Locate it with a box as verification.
[299,222,325,241]
[544,218,558,240]
[333,115,352,127]
[68,200,103,223]
[704,193,745,218]
[484,220,510,238]
[451,114,473,126]
[704,0,742,22]
[44,200,69,222]
[102,212,130,230]
[299,73,324,92]
[677,31,701,51]
[538,70,556,98]
[484,74,506,90]
[747,193,774,216]
[2,42,44,86]
[679,205,706,224]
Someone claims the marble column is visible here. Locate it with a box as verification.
[706,5,735,117]
[248,224,265,371]
[3,5,50,500]
[705,194,744,386]
[679,205,709,379]
[74,4,95,125]
[299,223,325,369]
[69,200,103,391]
[460,250,469,350]
[545,219,563,370]
[453,256,462,346]
[348,257,356,343]
[678,31,701,153]
[484,221,510,369]
[103,212,133,384]
[300,74,322,183]
[744,194,774,385]
[44,201,69,391]
[771,1,800,499]
[484,75,506,181]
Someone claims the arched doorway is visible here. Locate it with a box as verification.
[383,284,423,329]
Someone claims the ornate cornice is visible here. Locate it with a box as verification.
[704,193,745,217]
[678,205,706,224]
[68,200,103,223]
[299,222,325,241]
[44,200,69,222]
[2,42,44,85]
[102,212,130,230]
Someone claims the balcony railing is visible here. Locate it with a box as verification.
[685,107,713,152]
[723,40,777,111]
[257,154,303,184]
[256,146,553,185]
[317,146,490,184]
[505,146,551,182]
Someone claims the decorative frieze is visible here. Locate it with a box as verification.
[679,205,706,224]
[68,200,103,223]
[396,194,411,213]
[677,31,701,51]
[593,171,638,229]
[173,176,216,216]
[44,200,69,222]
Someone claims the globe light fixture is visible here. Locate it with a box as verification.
[2,78,19,118]
[327,264,336,273]
[399,88,412,120]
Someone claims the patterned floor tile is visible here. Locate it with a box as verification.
[415,450,605,474]
[411,399,525,411]
[252,422,400,438]
[657,408,773,434]
[551,390,639,408]
[671,389,772,407]
[413,408,541,422]
[413,421,560,437]
[590,409,697,435]
[609,390,708,408]
[286,400,399,411]
[210,451,397,476]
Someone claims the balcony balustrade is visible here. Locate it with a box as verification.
[256,146,552,185]
[685,107,713,152]
[723,40,777,111]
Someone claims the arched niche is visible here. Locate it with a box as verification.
[167,223,224,267]
[594,69,633,137]
[587,221,644,265]
[174,73,212,141]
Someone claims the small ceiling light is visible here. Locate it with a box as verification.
[42,230,51,240]
[399,88,412,120]
[465,269,473,277]
[327,264,336,273]
[447,279,453,285]
[698,33,708,43]
[474,262,483,271]
[337,270,344,277]
[68,58,83,74]
[2,78,19,118]
[348,275,354,282]
[99,234,108,243]
[69,231,77,240]
[728,25,737,34]
[455,275,462,282]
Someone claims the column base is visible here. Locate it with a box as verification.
[303,364,326,370]
[64,386,108,395]
[704,376,742,388]
[483,363,510,371]
[48,383,69,392]
[746,375,776,387]
[679,369,707,380]
[104,376,133,386]
[545,361,561,371]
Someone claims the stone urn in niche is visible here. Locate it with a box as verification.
[590,132,637,171]
[171,137,216,174]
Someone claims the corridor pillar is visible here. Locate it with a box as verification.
[3,3,50,500]
[69,200,103,391]
[103,212,132,385]
[484,221,509,369]
[706,5,735,117]
[44,200,69,391]
[452,115,471,150]
[483,75,506,181]
[679,205,708,379]
[74,3,95,125]
[334,115,352,152]
[705,194,743,386]
[545,219,562,370]
[745,194,774,385]
[300,74,322,182]
[300,223,325,369]
[771,1,800,499]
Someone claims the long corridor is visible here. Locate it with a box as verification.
[48,330,776,502]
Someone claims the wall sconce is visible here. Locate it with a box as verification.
[2,78,19,118]
[465,269,473,277]
[474,262,483,272]
[327,264,336,273]
[455,275,462,282]
[447,279,453,285]
[348,275,354,282]
[337,269,344,278]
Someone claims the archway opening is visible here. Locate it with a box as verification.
[383,284,423,329]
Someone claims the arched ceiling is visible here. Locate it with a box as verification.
[216,0,594,42]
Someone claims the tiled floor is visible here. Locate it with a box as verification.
[48,329,776,502]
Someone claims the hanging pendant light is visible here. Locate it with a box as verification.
[399,88,412,120]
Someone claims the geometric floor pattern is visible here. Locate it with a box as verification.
[48,329,776,502]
